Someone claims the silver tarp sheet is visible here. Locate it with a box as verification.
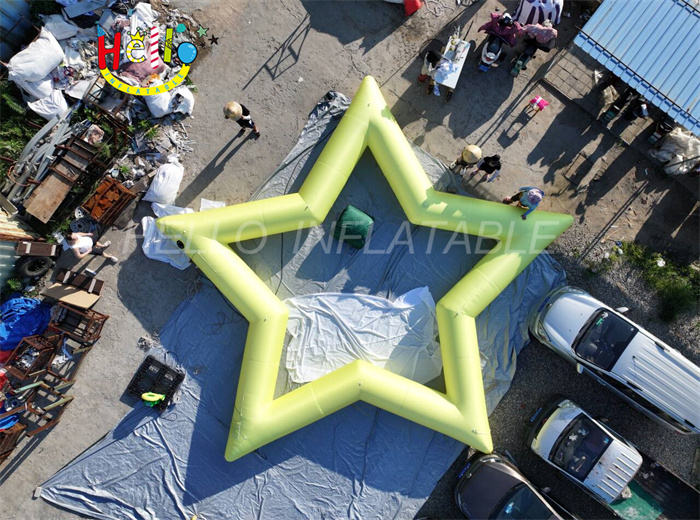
[41,92,566,520]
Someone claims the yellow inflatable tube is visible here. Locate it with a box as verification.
[157,76,573,461]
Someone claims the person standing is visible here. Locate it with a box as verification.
[449,144,482,175]
[223,101,260,137]
[469,154,502,182]
[502,187,544,220]
[65,232,118,262]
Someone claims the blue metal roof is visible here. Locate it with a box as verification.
[574,0,700,136]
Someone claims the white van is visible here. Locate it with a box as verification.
[529,286,700,434]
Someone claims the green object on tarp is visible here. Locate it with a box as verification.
[333,205,373,249]
[142,392,166,407]
[609,481,663,520]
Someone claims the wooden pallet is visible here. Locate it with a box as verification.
[45,337,94,391]
[25,137,99,224]
[15,241,58,257]
[24,173,73,224]
[54,268,104,295]
[4,381,75,438]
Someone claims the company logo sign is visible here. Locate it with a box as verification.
[98,24,198,96]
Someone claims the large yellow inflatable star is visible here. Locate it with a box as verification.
[157,76,572,461]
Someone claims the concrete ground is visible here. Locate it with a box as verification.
[1,1,698,518]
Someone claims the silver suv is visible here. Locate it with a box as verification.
[529,286,700,434]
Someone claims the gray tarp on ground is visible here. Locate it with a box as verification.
[40,92,566,520]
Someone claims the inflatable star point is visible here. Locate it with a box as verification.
[157,76,573,461]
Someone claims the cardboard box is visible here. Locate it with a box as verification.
[43,283,100,309]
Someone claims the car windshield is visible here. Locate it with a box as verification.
[550,414,612,481]
[493,484,554,520]
[573,309,637,370]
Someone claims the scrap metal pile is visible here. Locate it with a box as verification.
[2,0,200,228]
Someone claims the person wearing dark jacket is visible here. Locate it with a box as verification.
[469,154,502,182]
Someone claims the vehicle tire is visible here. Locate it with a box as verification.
[502,449,517,465]
[16,256,53,278]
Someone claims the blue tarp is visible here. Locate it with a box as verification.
[0,296,51,351]
[40,92,567,519]
[0,402,21,431]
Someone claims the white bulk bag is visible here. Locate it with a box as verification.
[143,155,185,205]
[27,90,69,120]
[8,28,65,84]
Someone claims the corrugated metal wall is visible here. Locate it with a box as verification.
[0,210,36,286]
[1,0,40,287]
[0,240,18,287]
[0,0,34,63]
[0,240,18,286]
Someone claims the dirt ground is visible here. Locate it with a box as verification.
[0,1,697,519]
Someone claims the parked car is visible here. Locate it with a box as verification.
[527,396,700,520]
[528,286,700,434]
[454,451,577,519]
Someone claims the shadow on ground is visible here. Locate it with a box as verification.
[300,0,407,54]
[176,131,255,208]
[243,14,312,90]
[110,204,200,335]
[0,431,49,486]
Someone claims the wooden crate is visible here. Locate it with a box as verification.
[24,383,74,437]
[4,333,63,381]
[3,381,75,438]
[81,177,136,227]
[44,332,94,391]
[0,422,27,465]
[49,302,109,344]
[44,342,92,391]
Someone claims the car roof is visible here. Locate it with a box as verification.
[612,331,700,430]
[457,456,524,519]
[584,433,642,503]
[543,400,642,504]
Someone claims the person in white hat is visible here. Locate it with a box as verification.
[224,101,260,136]
[449,144,482,175]
[502,186,544,220]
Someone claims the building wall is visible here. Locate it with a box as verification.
[0,209,36,286]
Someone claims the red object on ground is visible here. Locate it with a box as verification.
[405,0,422,16]
[0,351,11,366]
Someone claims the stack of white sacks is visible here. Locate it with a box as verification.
[7,28,70,120]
